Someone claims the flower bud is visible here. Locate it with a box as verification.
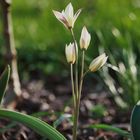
[80,26,91,50]
[65,43,76,64]
[89,53,108,72]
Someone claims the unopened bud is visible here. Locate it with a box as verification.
[80,26,91,50]
[89,53,108,72]
[65,43,76,64]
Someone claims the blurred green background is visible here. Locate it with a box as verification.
[0,0,140,107]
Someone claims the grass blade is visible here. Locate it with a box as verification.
[89,124,132,138]
[53,114,72,128]
[0,65,10,105]
[0,109,67,140]
[0,122,17,133]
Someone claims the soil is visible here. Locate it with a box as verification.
[0,75,131,140]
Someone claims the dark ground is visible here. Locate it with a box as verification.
[0,75,131,140]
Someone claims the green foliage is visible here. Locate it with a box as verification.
[0,109,66,140]
[93,0,140,107]
[0,65,10,105]
[98,30,140,108]
[93,0,140,108]
[89,124,132,138]
[0,66,66,139]
[53,114,72,128]
[131,100,140,140]
[1,0,139,77]
[0,122,17,133]
[90,104,108,118]
[89,100,140,139]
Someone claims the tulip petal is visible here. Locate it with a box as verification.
[65,3,74,19]
[53,10,68,28]
[98,56,108,69]
[74,9,82,23]
[90,53,106,65]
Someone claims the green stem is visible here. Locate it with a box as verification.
[70,64,76,108]
[70,29,79,99]
[72,50,85,140]
[79,50,85,97]
[70,29,79,140]
[83,69,90,79]
[72,102,79,140]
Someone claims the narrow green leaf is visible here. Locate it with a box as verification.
[32,111,61,118]
[0,111,61,134]
[130,100,140,140]
[0,109,67,140]
[0,65,10,105]
[89,124,132,138]
[53,114,72,128]
[0,122,17,133]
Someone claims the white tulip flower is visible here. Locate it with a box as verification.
[89,53,108,72]
[53,3,81,29]
[65,43,76,64]
[80,26,91,50]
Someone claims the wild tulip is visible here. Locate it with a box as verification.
[53,3,109,140]
[89,53,108,72]
[53,3,81,29]
[80,26,91,50]
[65,43,76,64]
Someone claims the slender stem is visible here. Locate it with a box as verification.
[70,64,76,108]
[79,50,85,96]
[72,50,85,140]
[83,69,90,79]
[72,102,79,140]
[70,29,79,140]
[70,64,77,139]
[70,29,79,99]
[76,50,85,133]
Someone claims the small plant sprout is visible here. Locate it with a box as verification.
[53,3,107,140]
[53,3,81,29]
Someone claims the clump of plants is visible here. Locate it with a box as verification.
[95,28,140,109]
